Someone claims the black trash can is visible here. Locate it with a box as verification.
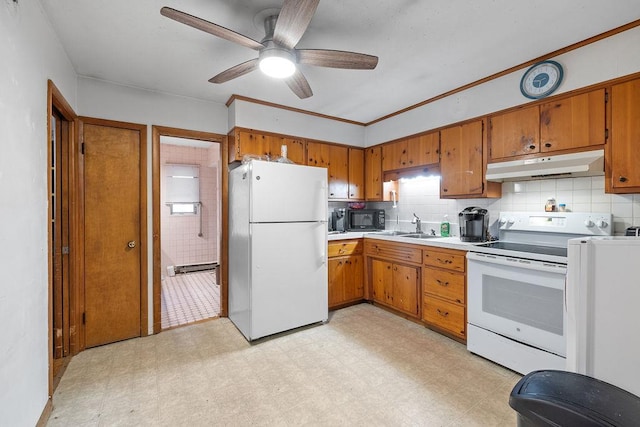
[509,370,640,427]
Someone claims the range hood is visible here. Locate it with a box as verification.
[486,149,604,182]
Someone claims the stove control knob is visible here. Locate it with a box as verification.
[596,219,608,228]
[584,219,595,228]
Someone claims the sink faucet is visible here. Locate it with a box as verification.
[411,213,422,233]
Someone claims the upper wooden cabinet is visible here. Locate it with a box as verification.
[440,119,501,199]
[365,146,383,201]
[348,148,365,200]
[229,129,305,164]
[608,78,640,193]
[540,89,606,152]
[488,105,540,160]
[488,89,606,162]
[307,142,349,199]
[382,132,439,171]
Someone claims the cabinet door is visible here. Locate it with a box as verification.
[343,255,364,302]
[489,105,539,160]
[411,132,440,166]
[440,120,484,197]
[540,89,606,152]
[348,148,365,200]
[382,140,409,171]
[271,136,305,164]
[328,258,346,307]
[392,264,420,316]
[365,146,382,201]
[371,259,393,305]
[233,130,271,162]
[307,142,349,199]
[610,79,640,190]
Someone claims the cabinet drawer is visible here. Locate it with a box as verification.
[328,240,363,257]
[423,249,466,272]
[423,268,465,304]
[423,298,465,339]
[365,241,422,264]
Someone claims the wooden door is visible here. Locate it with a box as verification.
[488,105,539,160]
[365,146,382,201]
[271,136,305,164]
[307,142,348,199]
[392,264,419,316]
[370,259,393,305]
[440,120,484,197]
[610,79,640,190]
[83,119,146,348]
[540,89,606,152]
[348,148,364,200]
[382,140,409,171]
[411,132,440,166]
[343,255,364,301]
[328,258,345,307]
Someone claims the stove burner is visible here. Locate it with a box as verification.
[475,241,567,258]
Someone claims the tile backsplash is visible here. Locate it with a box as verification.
[333,175,640,236]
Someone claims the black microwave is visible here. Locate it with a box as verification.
[346,209,385,231]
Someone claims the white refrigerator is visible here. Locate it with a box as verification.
[567,236,640,396]
[228,160,328,341]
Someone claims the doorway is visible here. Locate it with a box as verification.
[152,126,226,332]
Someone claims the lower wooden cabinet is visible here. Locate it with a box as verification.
[422,247,467,341]
[328,240,364,309]
[366,240,421,318]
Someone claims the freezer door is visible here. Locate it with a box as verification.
[249,161,327,223]
[249,221,328,340]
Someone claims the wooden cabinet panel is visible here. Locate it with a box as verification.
[489,105,540,160]
[328,257,346,307]
[348,148,364,200]
[382,140,409,171]
[231,130,305,164]
[392,264,420,316]
[423,298,465,339]
[423,268,465,304]
[412,132,439,166]
[343,255,364,302]
[365,240,422,264]
[540,89,606,152]
[371,259,393,305]
[328,240,363,258]
[307,142,349,199]
[365,146,382,201]
[423,248,465,272]
[609,79,640,192]
[440,120,485,197]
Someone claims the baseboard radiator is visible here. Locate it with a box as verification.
[175,262,218,274]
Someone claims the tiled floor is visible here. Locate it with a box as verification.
[161,270,220,329]
[48,304,521,426]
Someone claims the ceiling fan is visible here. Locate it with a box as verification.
[160,0,378,99]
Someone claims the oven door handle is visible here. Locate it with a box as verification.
[467,252,567,274]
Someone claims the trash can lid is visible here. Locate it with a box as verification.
[509,370,640,427]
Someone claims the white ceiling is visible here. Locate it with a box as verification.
[40,0,640,124]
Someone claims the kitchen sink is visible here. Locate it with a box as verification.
[372,230,413,236]
[403,233,439,239]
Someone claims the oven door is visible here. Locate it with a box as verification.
[467,252,567,356]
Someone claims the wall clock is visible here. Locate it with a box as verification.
[520,60,564,99]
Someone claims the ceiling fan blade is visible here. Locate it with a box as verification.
[161,7,264,51]
[273,0,320,49]
[208,58,259,84]
[285,69,313,99]
[297,49,379,69]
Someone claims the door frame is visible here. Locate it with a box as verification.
[47,80,78,397]
[151,126,228,333]
[79,116,149,343]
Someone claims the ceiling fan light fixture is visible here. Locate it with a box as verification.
[259,45,296,78]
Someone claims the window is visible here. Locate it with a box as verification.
[165,164,199,215]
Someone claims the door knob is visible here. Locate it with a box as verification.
[128,241,136,248]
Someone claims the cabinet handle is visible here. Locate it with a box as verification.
[436,309,449,317]
[443,188,448,193]
[436,279,449,287]
[544,142,552,148]
[529,145,536,150]
[619,176,628,183]
[437,258,452,265]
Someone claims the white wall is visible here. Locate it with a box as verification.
[365,25,640,146]
[77,78,228,335]
[0,1,77,426]
[229,98,365,146]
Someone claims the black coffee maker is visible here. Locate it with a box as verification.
[458,207,489,242]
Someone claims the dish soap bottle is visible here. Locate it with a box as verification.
[440,215,450,237]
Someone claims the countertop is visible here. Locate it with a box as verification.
[328,231,480,251]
